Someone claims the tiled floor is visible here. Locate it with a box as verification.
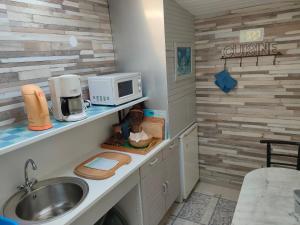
[161,182,240,225]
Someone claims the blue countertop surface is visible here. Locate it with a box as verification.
[0,97,149,154]
[0,105,112,148]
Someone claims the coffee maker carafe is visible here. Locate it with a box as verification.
[48,75,87,122]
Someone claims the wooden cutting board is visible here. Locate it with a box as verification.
[141,117,165,139]
[74,152,131,180]
[101,138,162,155]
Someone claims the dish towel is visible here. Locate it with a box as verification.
[0,216,18,225]
[214,70,237,93]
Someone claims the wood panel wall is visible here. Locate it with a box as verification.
[0,0,115,126]
[195,2,300,188]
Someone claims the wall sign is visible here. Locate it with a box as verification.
[240,28,264,43]
[221,42,281,67]
[223,42,278,58]
[221,28,282,66]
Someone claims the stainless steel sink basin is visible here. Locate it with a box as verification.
[3,177,89,224]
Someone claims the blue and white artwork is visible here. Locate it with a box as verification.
[175,43,192,80]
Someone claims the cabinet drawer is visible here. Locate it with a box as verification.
[140,151,163,179]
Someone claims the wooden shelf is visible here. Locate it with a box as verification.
[0,97,149,156]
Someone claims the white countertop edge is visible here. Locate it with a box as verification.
[36,139,171,225]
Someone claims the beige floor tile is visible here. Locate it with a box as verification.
[173,218,200,225]
[199,197,218,225]
[194,182,240,201]
[170,202,185,216]
[178,192,218,225]
[159,215,176,225]
[209,198,236,225]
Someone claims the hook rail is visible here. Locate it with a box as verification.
[221,52,282,67]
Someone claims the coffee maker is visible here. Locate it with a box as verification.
[48,75,87,122]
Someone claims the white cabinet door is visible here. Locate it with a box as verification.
[140,152,165,225]
[164,140,180,210]
[182,126,199,199]
[140,141,181,225]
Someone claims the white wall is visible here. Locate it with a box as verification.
[0,114,118,209]
[109,0,169,112]
[164,0,196,137]
[109,0,196,138]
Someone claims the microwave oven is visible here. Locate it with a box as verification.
[88,73,143,105]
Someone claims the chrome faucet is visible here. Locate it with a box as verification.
[18,159,38,193]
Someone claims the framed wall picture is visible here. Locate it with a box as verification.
[175,42,193,81]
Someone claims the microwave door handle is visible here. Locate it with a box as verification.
[61,98,70,116]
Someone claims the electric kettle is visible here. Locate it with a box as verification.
[21,84,53,131]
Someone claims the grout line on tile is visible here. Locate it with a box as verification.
[209,196,222,225]
[200,196,219,225]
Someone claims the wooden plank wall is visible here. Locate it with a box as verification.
[195,2,300,188]
[0,0,115,126]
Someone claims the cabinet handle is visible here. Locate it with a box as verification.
[165,180,169,190]
[162,182,167,194]
[149,158,159,166]
[170,142,177,150]
[169,143,175,149]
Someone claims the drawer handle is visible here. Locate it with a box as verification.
[165,180,169,189]
[149,158,159,166]
[162,182,167,194]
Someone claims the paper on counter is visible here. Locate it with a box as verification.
[84,157,119,170]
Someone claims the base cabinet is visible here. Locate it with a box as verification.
[140,140,180,225]
[140,152,165,225]
[164,141,180,210]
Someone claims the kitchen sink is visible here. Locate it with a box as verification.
[3,177,89,224]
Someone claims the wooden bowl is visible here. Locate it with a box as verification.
[129,137,153,148]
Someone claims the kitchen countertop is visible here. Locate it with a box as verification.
[37,139,171,225]
[231,168,300,225]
